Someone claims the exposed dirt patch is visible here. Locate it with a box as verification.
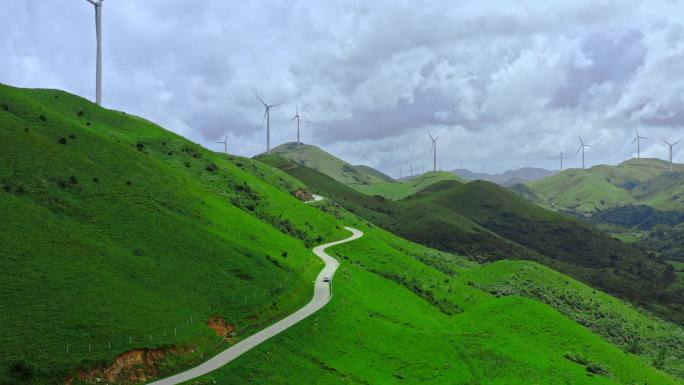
[65,347,178,385]
[207,316,235,340]
[293,188,313,202]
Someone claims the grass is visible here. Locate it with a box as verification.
[269,142,390,187]
[523,159,684,214]
[0,84,345,383]
[1,84,682,384]
[187,206,683,384]
[354,171,464,200]
[261,155,683,325]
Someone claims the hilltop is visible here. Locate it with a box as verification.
[523,158,684,214]
[354,171,464,200]
[2,84,683,384]
[269,142,390,187]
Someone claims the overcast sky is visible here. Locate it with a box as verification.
[2,0,684,175]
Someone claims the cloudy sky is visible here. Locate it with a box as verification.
[2,0,684,175]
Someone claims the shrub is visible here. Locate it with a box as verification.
[206,163,218,173]
[0,102,8,111]
[39,115,46,122]
[77,110,84,116]
[58,138,67,145]
[586,362,610,376]
[6,360,35,382]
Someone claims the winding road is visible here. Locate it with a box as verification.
[147,226,363,385]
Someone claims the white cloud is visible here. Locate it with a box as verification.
[1,0,684,171]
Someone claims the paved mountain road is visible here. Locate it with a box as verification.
[146,226,363,385]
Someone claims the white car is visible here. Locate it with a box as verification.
[323,276,331,282]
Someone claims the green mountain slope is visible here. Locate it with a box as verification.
[269,142,389,186]
[0,84,344,383]
[525,159,684,214]
[355,171,464,200]
[1,84,682,384]
[259,155,683,324]
[194,207,684,384]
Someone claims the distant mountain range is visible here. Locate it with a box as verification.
[452,167,559,186]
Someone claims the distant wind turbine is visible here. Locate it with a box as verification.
[290,105,301,146]
[216,135,228,153]
[576,135,593,169]
[429,132,439,172]
[662,139,681,172]
[254,91,279,154]
[84,0,104,105]
[632,128,647,159]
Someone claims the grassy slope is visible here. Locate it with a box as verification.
[269,143,388,187]
[352,165,394,182]
[408,180,682,321]
[266,155,681,323]
[1,85,681,384]
[191,206,682,384]
[527,168,635,212]
[525,159,684,214]
[355,171,464,200]
[0,84,347,383]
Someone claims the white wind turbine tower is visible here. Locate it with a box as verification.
[429,132,439,172]
[84,0,104,105]
[576,135,593,169]
[254,91,278,154]
[216,135,228,153]
[662,139,681,172]
[632,128,647,159]
[558,149,565,172]
[290,105,301,147]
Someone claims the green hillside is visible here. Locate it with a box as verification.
[193,205,684,384]
[355,171,464,200]
[269,142,389,187]
[259,155,684,325]
[2,84,682,384]
[352,164,394,182]
[0,84,354,383]
[525,159,684,214]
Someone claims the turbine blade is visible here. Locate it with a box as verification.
[576,145,582,154]
[290,116,297,122]
[261,109,267,127]
[632,137,638,144]
[428,132,434,141]
[674,140,681,146]
[663,139,671,146]
[253,90,267,107]
[578,135,584,145]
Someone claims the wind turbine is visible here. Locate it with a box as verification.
[576,135,593,169]
[216,135,228,153]
[632,128,647,159]
[662,139,681,172]
[429,132,439,172]
[254,91,278,154]
[84,0,104,105]
[290,105,301,147]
